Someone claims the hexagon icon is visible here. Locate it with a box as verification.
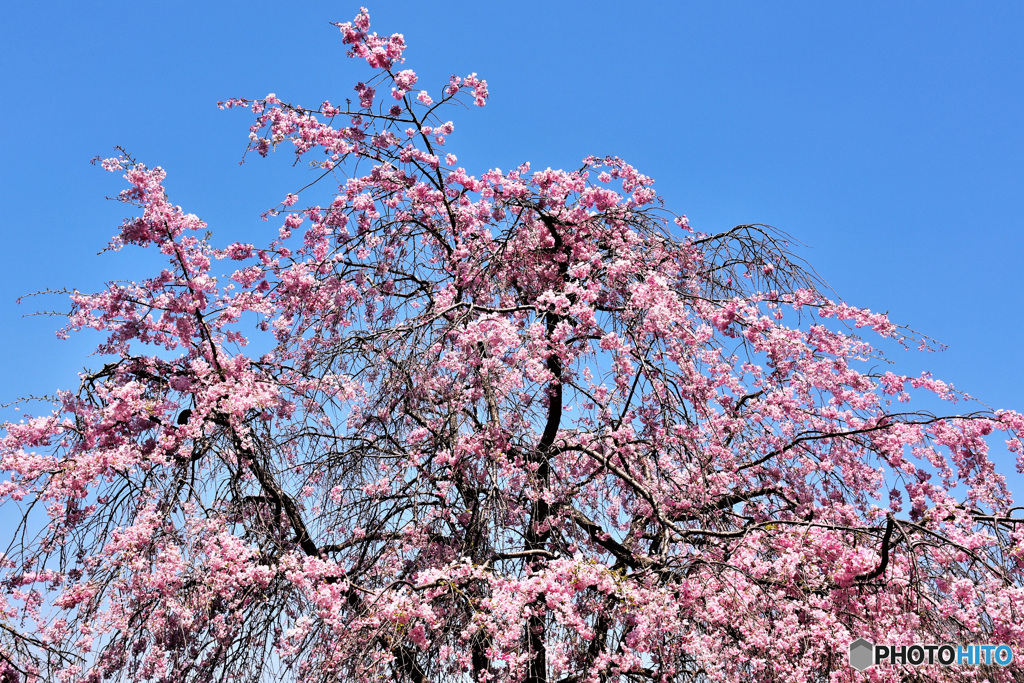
[849,638,874,671]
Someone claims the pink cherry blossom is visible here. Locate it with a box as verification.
[2,8,1023,683]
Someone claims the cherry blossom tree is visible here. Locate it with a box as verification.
[3,8,1024,683]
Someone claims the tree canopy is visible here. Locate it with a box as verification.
[2,8,1023,683]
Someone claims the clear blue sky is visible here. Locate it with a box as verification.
[2,2,1023,485]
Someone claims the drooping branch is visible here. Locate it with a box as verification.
[853,514,896,584]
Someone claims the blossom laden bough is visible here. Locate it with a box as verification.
[1,7,1023,683]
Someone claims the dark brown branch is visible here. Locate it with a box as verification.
[854,514,895,583]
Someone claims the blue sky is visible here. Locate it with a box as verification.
[2,2,1023,487]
